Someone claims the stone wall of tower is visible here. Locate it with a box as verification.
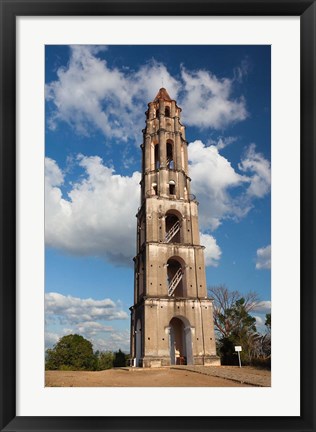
[134,197,207,301]
[131,298,218,367]
[130,88,220,367]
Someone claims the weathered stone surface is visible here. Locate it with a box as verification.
[130,89,220,368]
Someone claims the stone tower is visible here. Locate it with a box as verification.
[130,88,220,367]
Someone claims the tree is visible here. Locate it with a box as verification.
[45,334,97,371]
[95,351,115,370]
[208,285,259,338]
[265,313,271,332]
[208,285,259,364]
[248,313,271,368]
[113,349,128,367]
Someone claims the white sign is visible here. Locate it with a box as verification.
[235,346,242,352]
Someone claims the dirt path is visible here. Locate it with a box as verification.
[172,365,271,387]
[45,367,265,387]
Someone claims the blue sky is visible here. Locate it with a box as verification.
[45,45,271,353]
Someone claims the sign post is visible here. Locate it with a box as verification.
[234,346,242,367]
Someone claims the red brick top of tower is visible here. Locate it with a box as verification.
[154,87,172,102]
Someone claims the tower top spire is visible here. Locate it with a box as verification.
[154,87,172,102]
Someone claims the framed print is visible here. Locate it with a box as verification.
[0,1,315,431]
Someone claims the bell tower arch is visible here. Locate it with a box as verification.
[130,88,220,367]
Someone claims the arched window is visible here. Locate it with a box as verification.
[167,140,174,169]
[167,257,185,297]
[165,212,181,243]
[165,106,170,117]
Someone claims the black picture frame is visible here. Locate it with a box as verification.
[0,1,315,431]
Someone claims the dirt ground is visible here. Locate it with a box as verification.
[45,367,257,387]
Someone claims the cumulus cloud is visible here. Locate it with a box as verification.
[45,327,130,352]
[200,233,221,267]
[76,321,113,333]
[46,46,179,142]
[45,292,128,324]
[45,292,129,350]
[188,140,246,230]
[180,67,248,129]
[45,155,140,265]
[92,330,130,352]
[45,332,60,346]
[188,140,271,231]
[256,245,271,270]
[46,45,247,140]
[239,144,271,198]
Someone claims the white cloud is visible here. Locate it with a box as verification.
[233,57,251,83]
[253,300,271,314]
[46,46,179,142]
[188,140,271,231]
[45,327,130,352]
[256,245,271,270]
[76,321,113,336]
[249,300,270,333]
[45,157,64,186]
[45,292,129,324]
[92,330,130,352]
[46,46,248,140]
[45,155,141,265]
[200,233,221,267]
[45,332,60,347]
[133,60,180,103]
[188,140,248,230]
[239,144,271,198]
[45,292,129,352]
[253,315,264,326]
[180,67,248,129]
[213,136,238,150]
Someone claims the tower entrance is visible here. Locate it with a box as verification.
[169,317,193,365]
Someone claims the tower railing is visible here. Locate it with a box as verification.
[168,268,183,296]
[165,220,180,243]
[166,156,174,168]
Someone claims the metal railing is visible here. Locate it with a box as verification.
[168,268,183,296]
[165,220,180,243]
